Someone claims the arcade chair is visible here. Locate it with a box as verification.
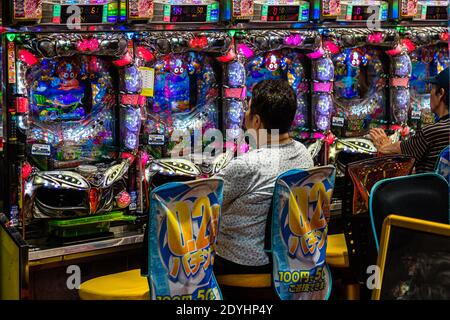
[79,178,224,300]
[340,155,415,299]
[217,166,336,300]
[369,173,450,252]
[435,145,450,184]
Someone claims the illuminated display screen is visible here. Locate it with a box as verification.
[267,5,300,21]
[426,6,448,19]
[170,5,208,22]
[60,5,105,24]
[351,5,373,20]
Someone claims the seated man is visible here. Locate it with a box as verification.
[370,67,449,173]
[214,79,314,274]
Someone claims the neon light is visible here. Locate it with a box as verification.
[392,0,399,19]
[313,0,321,20]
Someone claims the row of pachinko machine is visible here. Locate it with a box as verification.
[1,0,448,243]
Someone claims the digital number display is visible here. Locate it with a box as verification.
[267,5,300,21]
[170,5,207,22]
[351,6,372,20]
[426,6,448,20]
[60,5,104,24]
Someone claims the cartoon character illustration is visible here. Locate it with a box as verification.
[145,53,218,141]
[55,61,80,91]
[334,48,368,99]
[245,50,308,129]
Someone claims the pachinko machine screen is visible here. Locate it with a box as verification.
[229,0,310,22]
[12,0,122,24]
[317,0,388,21]
[409,46,449,127]
[244,50,310,134]
[331,46,389,137]
[134,33,228,159]
[126,0,219,23]
[25,56,118,169]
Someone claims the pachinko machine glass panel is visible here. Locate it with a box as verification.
[4,33,142,239]
[403,27,449,130]
[326,29,400,138]
[226,0,310,22]
[126,0,219,23]
[134,31,232,160]
[11,0,122,24]
[314,0,389,22]
[224,30,322,144]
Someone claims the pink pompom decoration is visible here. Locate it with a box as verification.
[18,49,38,66]
[237,44,254,59]
[137,46,155,62]
[401,39,416,52]
[324,40,340,54]
[386,45,402,56]
[239,143,250,154]
[368,32,383,43]
[141,151,149,166]
[313,132,325,139]
[307,48,324,59]
[116,191,131,209]
[284,34,303,46]
[113,52,133,67]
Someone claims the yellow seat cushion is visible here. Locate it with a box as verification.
[79,269,149,300]
[326,233,349,268]
[216,274,271,288]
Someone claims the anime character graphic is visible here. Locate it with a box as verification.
[245,50,308,129]
[145,53,218,142]
[28,58,86,122]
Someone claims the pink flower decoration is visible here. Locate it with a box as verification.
[137,46,155,62]
[18,49,38,66]
[141,151,149,166]
[77,40,88,51]
[307,48,324,59]
[239,143,250,154]
[401,39,415,52]
[368,32,383,43]
[237,44,254,59]
[284,34,303,46]
[386,45,402,56]
[324,40,340,54]
[313,132,325,139]
[300,132,309,139]
[113,52,133,67]
[87,38,99,51]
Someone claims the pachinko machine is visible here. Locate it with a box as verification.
[126,0,220,24]
[3,32,143,240]
[400,27,449,131]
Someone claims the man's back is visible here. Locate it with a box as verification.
[401,115,450,173]
[215,140,314,266]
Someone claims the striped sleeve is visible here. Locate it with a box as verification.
[400,129,428,161]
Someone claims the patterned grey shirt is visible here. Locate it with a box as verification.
[215,140,314,266]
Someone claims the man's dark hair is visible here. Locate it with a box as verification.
[250,79,297,134]
[434,84,449,108]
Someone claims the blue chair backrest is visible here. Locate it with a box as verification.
[369,173,449,251]
[270,166,336,300]
[145,178,224,300]
[435,145,450,184]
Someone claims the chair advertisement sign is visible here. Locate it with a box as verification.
[147,178,224,300]
[271,166,335,300]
